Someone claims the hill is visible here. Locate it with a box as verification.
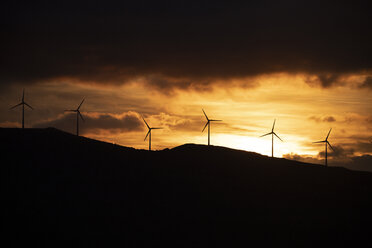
[1,128,372,247]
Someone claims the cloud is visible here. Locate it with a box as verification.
[140,112,203,132]
[34,111,144,135]
[284,143,356,164]
[283,153,321,165]
[319,145,354,159]
[359,77,372,89]
[284,140,372,172]
[1,1,371,91]
[309,115,336,123]
[284,144,355,163]
[0,121,21,128]
[304,74,343,88]
[354,141,372,154]
[284,153,372,172]
[343,114,372,128]
[344,155,372,172]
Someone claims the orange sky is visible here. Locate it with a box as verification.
[1,73,371,167]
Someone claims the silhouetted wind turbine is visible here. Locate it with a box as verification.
[202,109,222,146]
[313,128,334,167]
[142,116,162,151]
[65,98,85,136]
[260,119,283,157]
[10,89,33,129]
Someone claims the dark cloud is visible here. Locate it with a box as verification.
[319,145,354,159]
[34,111,144,135]
[286,144,355,163]
[359,77,372,89]
[284,153,372,172]
[343,155,372,172]
[283,153,320,165]
[354,141,372,154]
[0,0,371,91]
[309,115,336,123]
[285,141,372,172]
[304,74,344,88]
[323,116,336,122]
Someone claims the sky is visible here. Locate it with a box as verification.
[1,0,372,171]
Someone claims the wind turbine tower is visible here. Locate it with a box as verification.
[65,98,85,136]
[314,128,334,166]
[142,116,162,151]
[260,119,283,157]
[10,89,34,129]
[202,109,222,146]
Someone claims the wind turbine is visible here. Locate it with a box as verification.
[65,98,85,136]
[202,109,222,146]
[142,116,162,151]
[313,128,334,166]
[260,119,283,157]
[10,89,33,129]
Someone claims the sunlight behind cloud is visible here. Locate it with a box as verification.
[1,73,371,160]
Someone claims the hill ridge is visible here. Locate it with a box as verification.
[1,127,367,174]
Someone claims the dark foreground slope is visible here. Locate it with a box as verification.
[1,128,372,247]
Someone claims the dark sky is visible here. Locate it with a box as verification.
[1,0,371,89]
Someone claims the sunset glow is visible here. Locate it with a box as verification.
[2,73,371,168]
[1,1,371,170]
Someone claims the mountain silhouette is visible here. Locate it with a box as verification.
[1,128,372,247]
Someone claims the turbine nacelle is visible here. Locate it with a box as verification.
[313,140,334,151]
[142,116,162,150]
[313,128,334,150]
[201,109,222,132]
[313,128,335,166]
[201,109,222,145]
[10,89,34,110]
[10,89,34,129]
[144,127,163,141]
[260,119,283,157]
[65,98,85,136]
[64,98,85,121]
[260,131,283,142]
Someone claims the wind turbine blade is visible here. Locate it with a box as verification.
[77,98,85,110]
[260,132,272,138]
[24,102,33,110]
[152,127,163,129]
[313,141,325,143]
[209,119,222,122]
[202,121,209,132]
[10,102,22,110]
[22,89,25,102]
[326,128,332,140]
[141,116,150,129]
[272,119,276,132]
[327,141,335,151]
[79,111,85,122]
[202,109,209,120]
[144,130,151,141]
[64,109,76,112]
[273,132,283,142]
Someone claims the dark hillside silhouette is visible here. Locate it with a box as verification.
[1,128,372,247]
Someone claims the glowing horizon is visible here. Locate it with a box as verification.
[2,73,370,168]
